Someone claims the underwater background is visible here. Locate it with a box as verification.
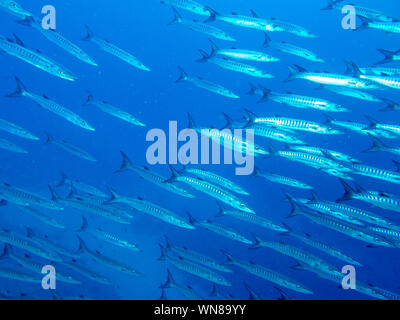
[0,0,400,300]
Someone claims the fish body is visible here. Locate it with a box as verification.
[254,168,313,190]
[0,138,27,153]
[0,118,39,140]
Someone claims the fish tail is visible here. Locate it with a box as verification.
[246,82,258,95]
[158,243,167,261]
[83,92,94,106]
[168,8,182,26]
[196,49,211,63]
[260,32,271,48]
[336,179,356,202]
[163,165,181,184]
[214,202,226,217]
[187,112,198,130]
[48,184,61,202]
[209,284,219,297]
[0,244,11,260]
[43,132,53,145]
[55,172,68,187]
[357,16,371,31]
[285,192,303,218]
[320,0,336,10]
[208,38,219,54]
[393,160,400,173]
[249,234,264,249]
[82,25,93,41]
[114,151,133,173]
[5,76,27,98]
[285,65,300,82]
[76,216,88,233]
[0,200,7,207]
[363,115,379,131]
[364,134,386,153]
[104,187,122,204]
[25,227,35,239]
[221,112,234,129]
[374,48,397,65]
[280,222,293,236]
[76,236,88,254]
[160,269,175,289]
[323,113,334,125]
[175,66,188,83]
[380,99,397,112]
[15,16,34,27]
[243,108,257,128]
[220,250,236,265]
[164,235,173,250]
[257,86,271,104]
[186,211,197,225]
[203,6,218,23]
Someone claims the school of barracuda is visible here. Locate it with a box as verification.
[0,0,399,300]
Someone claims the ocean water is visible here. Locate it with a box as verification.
[0,0,399,300]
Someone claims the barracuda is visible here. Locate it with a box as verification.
[322,0,398,22]
[0,35,76,81]
[319,85,382,102]
[361,66,400,76]
[324,116,398,139]
[245,110,341,135]
[261,33,324,62]
[78,217,140,252]
[0,138,27,154]
[0,118,39,140]
[222,251,312,294]
[84,93,146,127]
[303,192,397,229]
[56,173,108,198]
[159,244,231,286]
[18,206,64,229]
[182,167,249,195]
[0,0,32,17]
[205,8,284,33]
[287,194,395,248]
[0,268,40,283]
[160,0,210,16]
[0,182,63,210]
[289,146,359,163]
[62,259,112,285]
[209,40,279,63]
[78,237,142,277]
[175,66,239,99]
[367,226,400,247]
[106,188,194,229]
[365,135,400,156]
[166,166,255,213]
[164,236,231,273]
[6,77,95,131]
[282,224,362,266]
[251,236,341,275]
[287,65,382,90]
[82,26,150,71]
[188,213,253,244]
[44,133,97,162]
[374,49,400,66]
[0,229,62,261]
[254,167,313,190]
[48,186,131,224]
[197,48,274,79]
[338,180,400,214]
[358,17,400,34]
[115,151,194,198]
[348,163,400,184]
[215,203,287,232]
[0,244,80,284]
[257,87,348,112]
[169,8,236,42]
[160,269,205,300]
[293,263,388,300]
[17,16,97,66]
[363,115,400,136]
[266,19,317,38]
[360,74,400,90]
[188,113,267,157]
[224,110,305,145]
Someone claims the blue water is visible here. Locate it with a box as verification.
[0,0,400,300]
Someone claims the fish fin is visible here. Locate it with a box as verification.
[260,32,271,49]
[374,48,396,66]
[280,222,292,236]
[76,216,88,233]
[285,65,303,82]
[114,151,134,173]
[103,187,123,205]
[364,133,386,153]
[0,200,7,207]
[380,99,398,112]
[208,39,219,52]
[285,192,303,218]
[214,202,226,217]
[168,8,182,26]
[336,179,356,202]
[242,108,257,128]
[82,91,94,106]
[249,234,264,249]
[43,132,54,145]
[257,86,272,104]
[76,236,88,254]
[221,112,234,130]
[175,66,188,83]
[246,82,258,95]
[0,243,11,259]
[5,76,28,98]
[187,112,198,130]
[15,16,34,27]
[54,172,68,187]
[363,115,379,131]
[48,184,61,202]
[209,284,219,297]
[196,49,211,63]
[203,6,219,23]
[357,16,372,31]
[158,243,167,261]
[13,34,25,47]
[320,0,336,10]
[164,235,172,250]
[163,165,181,184]
[249,9,260,18]
[81,25,93,41]
[392,160,400,173]
[159,269,175,289]
[220,250,236,265]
